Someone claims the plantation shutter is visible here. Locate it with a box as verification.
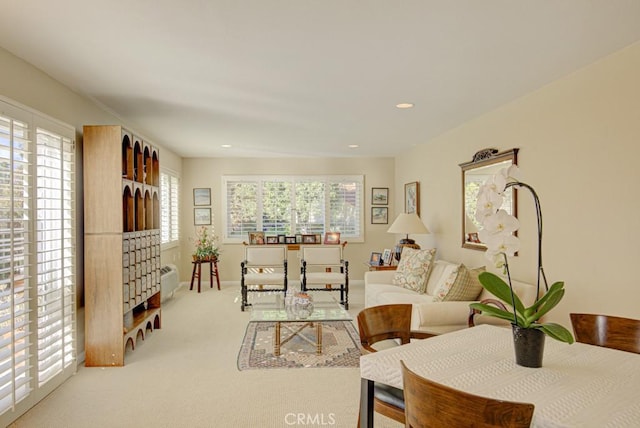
[225,180,258,239]
[161,171,180,244]
[261,180,291,235]
[34,125,75,385]
[0,108,33,413]
[294,180,325,235]
[328,178,362,236]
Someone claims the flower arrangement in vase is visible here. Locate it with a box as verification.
[469,165,573,367]
[192,226,220,261]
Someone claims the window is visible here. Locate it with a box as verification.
[160,170,180,245]
[0,98,76,425]
[223,175,364,242]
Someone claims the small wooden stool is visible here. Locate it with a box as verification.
[190,258,221,293]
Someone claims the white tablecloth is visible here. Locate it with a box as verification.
[360,324,640,427]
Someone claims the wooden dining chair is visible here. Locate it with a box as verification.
[357,304,434,425]
[570,313,640,354]
[401,360,535,428]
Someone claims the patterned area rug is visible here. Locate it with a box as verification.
[237,321,362,370]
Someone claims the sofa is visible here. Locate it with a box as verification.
[364,256,539,335]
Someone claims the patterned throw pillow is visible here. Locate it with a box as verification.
[391,247,436,293]
[432,265,486,302]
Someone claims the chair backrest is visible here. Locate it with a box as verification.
[300,246,342,266]
[245,246,287,267]
[570,313,640,354]
[401,361,535,428]
[357,304,412,353]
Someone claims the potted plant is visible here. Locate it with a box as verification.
[469,165,573,368]
[192,226,220,261]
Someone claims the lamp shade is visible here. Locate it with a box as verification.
[387,213,430,235]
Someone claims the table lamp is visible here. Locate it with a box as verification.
[387,213,430,261]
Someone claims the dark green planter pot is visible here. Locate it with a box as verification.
[512,324,545,368]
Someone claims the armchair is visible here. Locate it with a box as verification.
[240,245,288,311]
[300,245,349,309]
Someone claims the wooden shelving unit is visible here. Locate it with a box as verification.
[84,125,161,366]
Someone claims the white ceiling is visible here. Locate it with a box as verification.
[2,1,640,158]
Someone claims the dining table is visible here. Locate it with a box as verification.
[359,324,640,427]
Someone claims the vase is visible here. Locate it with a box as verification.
[512,324,545,368]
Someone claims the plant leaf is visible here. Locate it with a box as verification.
[469,303,521,325]
[537,323,575,344]
[529,281,564,312]
[527,288,565,323]
[477,272,525,315]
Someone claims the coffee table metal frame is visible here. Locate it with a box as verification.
[249,294,352,356]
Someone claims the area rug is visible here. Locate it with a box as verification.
[237,321,361,370]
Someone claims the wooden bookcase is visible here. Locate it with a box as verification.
[83,125,161,366]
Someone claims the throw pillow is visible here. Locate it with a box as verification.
[432,264,486,302]
[391,247,436,293]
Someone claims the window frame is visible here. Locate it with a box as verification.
[222,174,364,244]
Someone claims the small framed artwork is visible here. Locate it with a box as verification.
[248,231,265,245]
[277,234,286,244]
[324,232,341,245]
[193,188,211,206]
[369,252,382,266]
[382,248,392,265]
[194,208,211,225]
[295,234,303,244]
[266,236,279,244]
[405,181,420,216]
[371,187,389,205]
[467,232,481,243]
[371,207,388,224]
[285,236,296,244]
[302,234,316,244]
[315,233,322,244]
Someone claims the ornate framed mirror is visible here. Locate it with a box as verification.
[459,148,519,250]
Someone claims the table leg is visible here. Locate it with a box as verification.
[316,322,322,355]
[197,262,202,293]
[190,262,197,291]
[275,322,281,356]
[213,259,221,290]
[359,378,374,428]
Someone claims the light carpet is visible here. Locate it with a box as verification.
[238,320,361,370]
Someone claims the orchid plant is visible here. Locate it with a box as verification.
[469,165,574,344]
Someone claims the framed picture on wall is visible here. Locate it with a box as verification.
[371,207,388,224]
[404,181,420,216]
[194,208,211,225]
[371,187,389,205]
[193,188,211,206]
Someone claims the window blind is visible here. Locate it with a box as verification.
[161,171,180,244]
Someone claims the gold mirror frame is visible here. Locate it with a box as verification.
[459,148,519,251]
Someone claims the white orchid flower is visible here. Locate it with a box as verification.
[475,186,504,223]
[485,173,507,194]
[485,233,520,258]
[483,209,520,236]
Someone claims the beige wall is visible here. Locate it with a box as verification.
[0,46,182,356]
[179,157,397,284]
[395,41,640,327]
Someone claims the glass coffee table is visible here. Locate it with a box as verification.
[249,293,352,356]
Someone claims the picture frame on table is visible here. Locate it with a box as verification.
[302,234,316,244]
[193,188,211,206]
[295,234,303,244]
[194,208,211,225]
[405,181,420,216]
[369,252,382,266]
[248,231,265,245]
[285,236,296,244]
[324,232,341,245]
[266,236,279,244]
[371,207,388,224]
[277,234,286,244]
[382,248,392,265]
[371,187,389,205]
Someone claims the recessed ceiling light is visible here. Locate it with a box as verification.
[221,144,231,148]
[396,103,414,109]
[348,144,359,149]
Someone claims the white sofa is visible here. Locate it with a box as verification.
[364,260,539,335]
